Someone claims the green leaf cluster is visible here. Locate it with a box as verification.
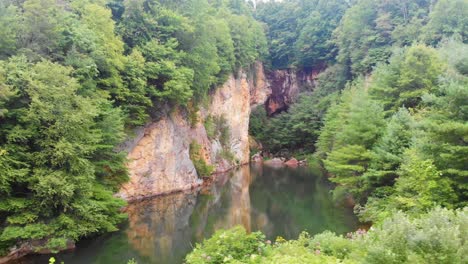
[0,58,126,254]
[0,0,267,255]
[255,0,349,69]
[186,207,468,264]
[316,41,467,216]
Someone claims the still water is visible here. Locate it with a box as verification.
[22,164,358,264]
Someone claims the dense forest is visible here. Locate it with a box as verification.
[0,0,467,263]
[249,0,467,221]
[202,0,468,263]
[0,0,266,256]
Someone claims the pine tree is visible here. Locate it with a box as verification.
[361,151,457,222]
[369,44,446,113]
[320,81,385,199]
[0,57,126,253]
[364,108,415,191]
[417,78,468,206]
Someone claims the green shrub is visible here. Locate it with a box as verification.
[205,115,230,147]
[189,142,214,177]
[263,233,341,264]
[188,102,200,128]
[309,231,359,260]
[185,226,267,264]
[219,149,236,164]
[204,115,216,139]
[186,207,467,264]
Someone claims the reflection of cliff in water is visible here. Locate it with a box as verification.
[125,192,197,263]
[125,165,253,264]
[20,164,357,264]
[189,165,252,241]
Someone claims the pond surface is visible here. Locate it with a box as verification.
[20,164,358,264]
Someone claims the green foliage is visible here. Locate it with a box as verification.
[0,57,126,254]
[416,74,468,205]
[127,259,137,264]
[261,233,340,264]
[249,63,349,156]
[422,0,468,45]
[204,115,216,139]
[334,0,433,76]
[318,81,385,200]
[314,40,467,214]
[186,226,267,264]
[369,45,446,112]
[256,0,349,69]
[189,141,214,178]
[0,3,18,59]
[361,207,468,264]
[363,108,415,192]
[205,115,230,147]
[187,207,468,263]
[139,39,194,104]
[120,49,152,126]
[294,0,348,68]
[361,151,457,223]
[219,149,236,164]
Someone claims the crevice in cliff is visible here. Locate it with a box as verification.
[264,67,322,116]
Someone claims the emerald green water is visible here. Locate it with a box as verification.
[20,164,358,264]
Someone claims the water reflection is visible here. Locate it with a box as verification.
[20,164,357,264]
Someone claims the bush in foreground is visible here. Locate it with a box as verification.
[185,207,467,264]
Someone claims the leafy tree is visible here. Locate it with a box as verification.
[15,0,69,60]
[334,0,433,76]
[255,0,299,68]
[369,44,446,113]
[363,108,415,191]
[417,77,468,206]
[117,0,192,50]
[140,39,194,104]
[120,49,152,126]
[294,0,348,68]
[75,2,126,93]
[422,0,468,45]
[0,57,126,253]
[361,151,457,223]
[226,12,267,70]
[319,81,385,199]
[0,3,18,59]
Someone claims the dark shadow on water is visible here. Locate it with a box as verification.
[19,164,357,264]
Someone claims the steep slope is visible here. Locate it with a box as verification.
[117,63,271,201]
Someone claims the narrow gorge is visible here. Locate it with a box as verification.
[1,0,465,263]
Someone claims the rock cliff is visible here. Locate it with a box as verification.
[265,68,320,115]
[117,63,271,201]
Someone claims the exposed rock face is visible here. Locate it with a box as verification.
[251,152,263,163]
[117,62,271,201]
[263,157,285,168]
[265,68,321,116]
[284,158,299,167]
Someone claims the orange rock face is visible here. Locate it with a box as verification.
[285,158,299,167]
[117,62,271,201]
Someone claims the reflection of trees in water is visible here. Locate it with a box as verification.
[123,164,357,263]
[249,165,358,240]
[37,165,356,264]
